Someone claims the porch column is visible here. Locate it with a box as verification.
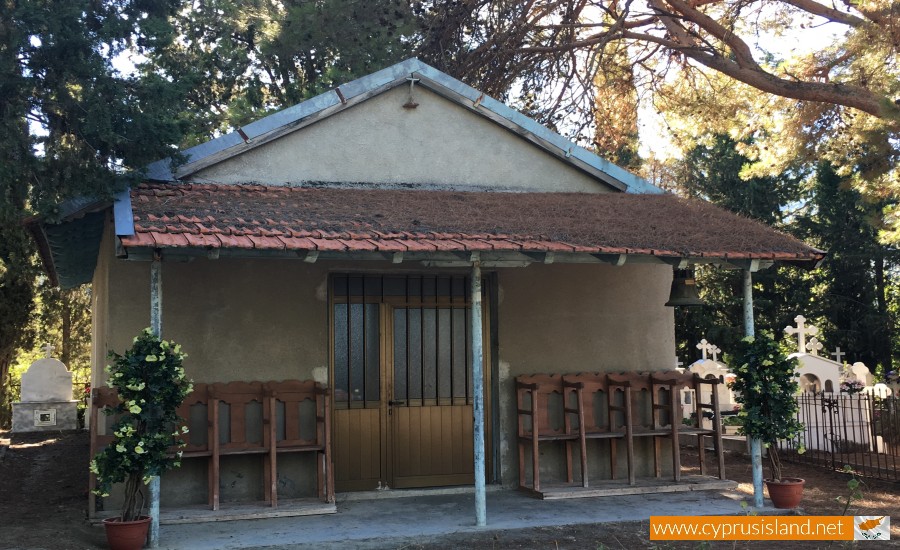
[742,269,764,508]
[471,261,487,526]
[149,254,162,547]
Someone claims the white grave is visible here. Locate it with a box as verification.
[682,340,738,428]
[864,383,892,398]
[784,316,841,393]
[11,344,79,432]
[784,317,876,452]
[847,362,874,386]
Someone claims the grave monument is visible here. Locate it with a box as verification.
[11,344,79,432]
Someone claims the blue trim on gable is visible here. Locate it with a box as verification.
[411,64,661,195]
[144,58,662,194]
[113,189,134,236]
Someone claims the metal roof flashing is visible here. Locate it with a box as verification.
[145,59,661,194]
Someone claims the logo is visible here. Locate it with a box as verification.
[854,516,890,540]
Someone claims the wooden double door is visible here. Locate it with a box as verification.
[330,275,488,492]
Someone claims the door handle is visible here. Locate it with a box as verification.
[388,400,405,406]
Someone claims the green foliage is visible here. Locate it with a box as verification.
[673,136,815,360]
[0,0,192,416]
[0,283,91,428]
[673,138,898,372]
[729,333,803,481]
[796,164,895,371]
[148,0,416,143]
[722,416,743,427]
[838,465,864,516]
[91,329,192,521]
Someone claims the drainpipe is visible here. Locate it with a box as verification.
[742,269,764,508]
[471,261,487,527]
[149,254,162,547]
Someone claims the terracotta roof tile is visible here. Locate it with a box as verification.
[118,183,825,263]
[394,239,438,252]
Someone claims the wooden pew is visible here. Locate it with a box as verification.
[208,381,268,510]
[563,372,634,486]
[90,379,333,514]
[263,380,334,506]
[516,374,579,492]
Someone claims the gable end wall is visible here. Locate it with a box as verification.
[193,87,615,193]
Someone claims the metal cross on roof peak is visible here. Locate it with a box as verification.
[403,74,421,109]
[784,315,818,353]
[806,337,824,356]
[42,342,56,359]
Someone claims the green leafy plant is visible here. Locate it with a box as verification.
[722,415,743,427]
[90,328,192,521]
[728,332,803,481]
[837,465,864,515]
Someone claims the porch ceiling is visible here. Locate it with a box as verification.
[118,182,825,267]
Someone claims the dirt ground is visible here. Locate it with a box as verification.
[1,430,898,549]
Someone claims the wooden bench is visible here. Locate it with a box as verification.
[90,379,333,514]
[562,372,634,486]
[516,371,726,493]
[262,380,333,507]
[677,372,726,479]
[608,370,725,482]
[516,374,580,492]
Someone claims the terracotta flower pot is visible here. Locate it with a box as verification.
[102,516,150,550]
[765,477,805,509]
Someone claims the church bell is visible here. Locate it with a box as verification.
[665,268,706,307]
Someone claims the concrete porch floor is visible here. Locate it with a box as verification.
[156,486,775,549]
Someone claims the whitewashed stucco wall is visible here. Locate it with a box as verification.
[194,86,614,193]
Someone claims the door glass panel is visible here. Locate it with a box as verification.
[423,308,437,400]
[452,308,468,399]
[334,306,348,402]
[364,304,379,401]
[407,308,422,400]
[394,306,472,404]
[349,304,365,402]
[393,311,407,399]
[437,308,452,399]
[333,303,380,405]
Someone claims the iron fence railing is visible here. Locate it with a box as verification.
[782,392,900,482]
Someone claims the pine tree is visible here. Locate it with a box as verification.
[0,0,192,415]
[799,164,895,370]
[673,136,813,360]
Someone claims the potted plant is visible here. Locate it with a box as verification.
[729,332,805,508]
[90,329,191,550]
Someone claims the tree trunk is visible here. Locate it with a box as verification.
[873,246,893,370]
[61,294,72,367]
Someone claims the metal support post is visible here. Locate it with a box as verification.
[471,262,487,527]
[149,254,162,547]
[743,269,764,508]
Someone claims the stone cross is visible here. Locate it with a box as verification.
[805,337,823,356]
[675,358,684,369]
[831,347,845,363]
[784,315,818,353]
[42,343,56,359]
[696,339,720,361]
[710,345,722,362]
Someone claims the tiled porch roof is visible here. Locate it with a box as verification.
[120,183,825,263]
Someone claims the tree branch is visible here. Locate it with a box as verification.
[651,0,760,69]
[781,0,865,26]
[620,29,889,118]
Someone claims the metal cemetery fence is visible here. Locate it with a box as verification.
[782,392,900,481]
